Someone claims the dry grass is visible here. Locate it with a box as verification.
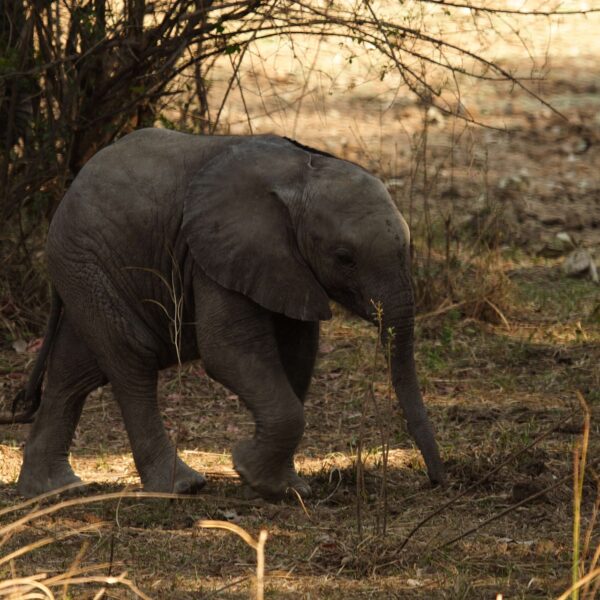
[0,257,598,597]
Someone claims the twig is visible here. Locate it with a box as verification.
[557,568,600,600]
[0,490,226,541]
[397,410,575,553]
[198,520,268,600]
[288,487,312,521]
[203,575,250,597]
[421,0,600,17]
[0,523,105,567]
[315,468,343,507]
[437,458,600,551]
[416,301,467,322]
[0,481,86,518]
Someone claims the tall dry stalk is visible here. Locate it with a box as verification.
[355,301,395,538]
[198,520,268,600]
[563,391,600,600]
[572,392,591,600]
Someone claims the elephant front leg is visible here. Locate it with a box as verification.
[194,275,310,500]
[231,404,307,501]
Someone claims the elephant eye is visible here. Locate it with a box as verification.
[334,247,356,267]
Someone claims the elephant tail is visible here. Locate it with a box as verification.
[0,287,63,424]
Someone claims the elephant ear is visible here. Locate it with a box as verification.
[182,137,332,321]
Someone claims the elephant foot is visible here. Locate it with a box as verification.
[232,440,311,501]
[428,468,447,487]
[425,457,447,487]
[141,456,206,495]
[241,472,312,501]
[285,468,312,499]
[17,461,84,498]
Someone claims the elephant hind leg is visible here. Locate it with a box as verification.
[17,316,107,498]
[272,315,319,497]
[48,265,205,495]
[273,315,319,403]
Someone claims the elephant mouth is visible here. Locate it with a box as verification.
[329,286,367,319]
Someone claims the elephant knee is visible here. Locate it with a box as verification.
[258,400,305,450]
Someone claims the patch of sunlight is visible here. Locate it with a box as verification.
[504,322,598,345]
[0,444,22,482]
[297,447,416,475]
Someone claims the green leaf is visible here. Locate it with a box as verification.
[224,43,240,55]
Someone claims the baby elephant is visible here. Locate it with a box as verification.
[4,129,445,499]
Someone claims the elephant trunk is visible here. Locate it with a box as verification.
[377,288,446,485]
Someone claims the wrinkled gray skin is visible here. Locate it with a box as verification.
[15,129,445,499]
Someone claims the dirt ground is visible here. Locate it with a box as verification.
[1,7,600,599]
[0,269,598,598]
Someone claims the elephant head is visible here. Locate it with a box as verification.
[182,136,445,485]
